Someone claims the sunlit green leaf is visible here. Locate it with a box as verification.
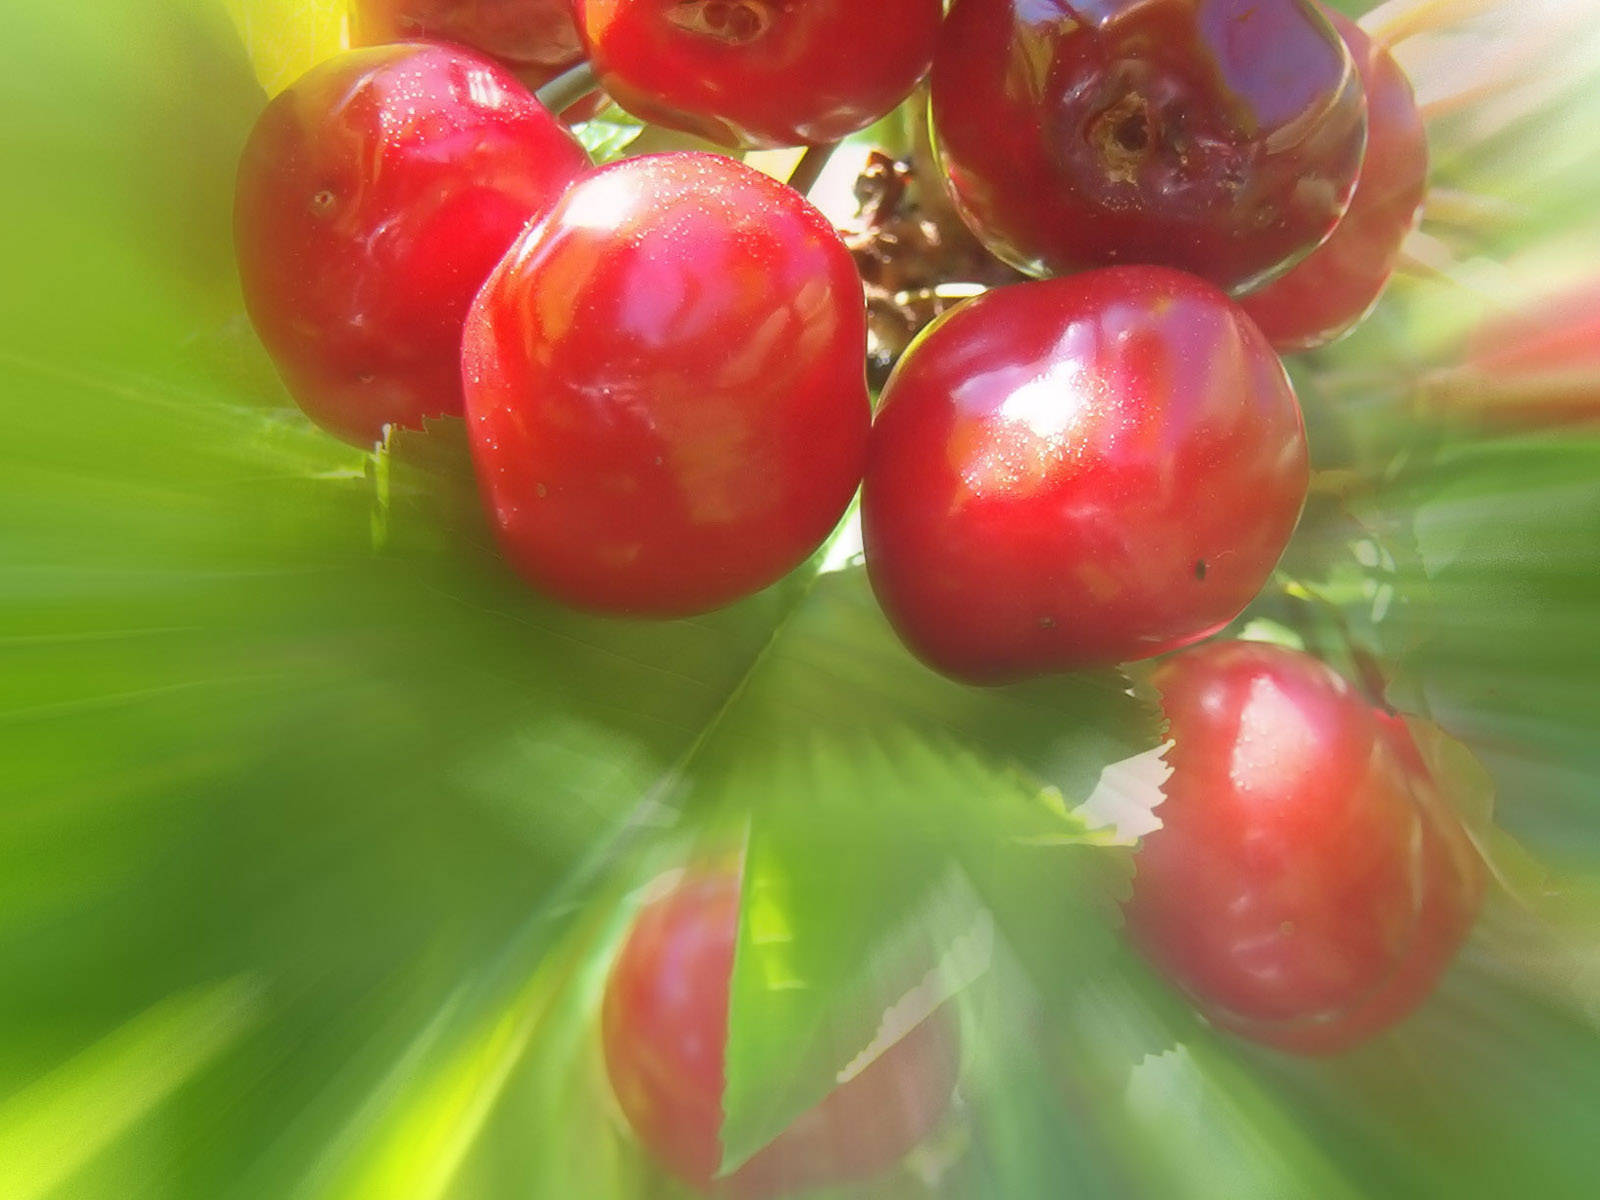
[0,981,261,1200]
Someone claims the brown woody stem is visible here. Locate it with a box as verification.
[787,143,838,198]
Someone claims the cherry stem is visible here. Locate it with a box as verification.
[536,60,600,117]
[786,143,838,198]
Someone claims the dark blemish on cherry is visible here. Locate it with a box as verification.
[1113,109,1150,154]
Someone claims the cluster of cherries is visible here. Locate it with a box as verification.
[233,2,1476,1196]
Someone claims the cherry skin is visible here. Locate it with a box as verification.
[1122,641,1484,1055]
[1287,709,1490,1055]
[462,151,871,618]
[233,43,591,446]
[929,0,1368,294]
[573,0,945,148]
[861,265,1308,685]
[1240,5,1429,352]
[602,868,962,1198]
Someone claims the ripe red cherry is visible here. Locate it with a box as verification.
[1240,6,1429,351]
[233,43,590,445]
[573,0,944,148]
[1123,641,1485,1055]
[861,266,1308,685]
[929,0,1368,294]
[602,869,962,1198]
[462,151,871,617]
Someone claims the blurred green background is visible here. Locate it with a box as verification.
[3,2,1600,1197]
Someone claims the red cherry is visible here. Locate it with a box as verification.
[929,0,1368,294]
[1256,710,1490,1055]
[574,0,944,148]
[602,869,962,1199]
[1240,6,1429,351]
[1123,642,1484,1055]
[233,43,591,445]
[462,151,871,617]
[861,266,1308,684]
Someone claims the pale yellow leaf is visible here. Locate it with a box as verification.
[224,0,351,96]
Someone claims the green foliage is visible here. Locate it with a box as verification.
[1387,433,1600,861]
[5,2,1600,1198]
[0,9,1160,1197]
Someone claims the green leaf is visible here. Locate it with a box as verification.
[713,729,980,1176]
[680,564,1161,1172]
[285,894,645,1200]
[0,980,262,1200]
[713,728,1144,1177]
[1243,940,1600,1199]
[1385,434,1600,858]
[572,110,648,164]
[955,945,1369,1200]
